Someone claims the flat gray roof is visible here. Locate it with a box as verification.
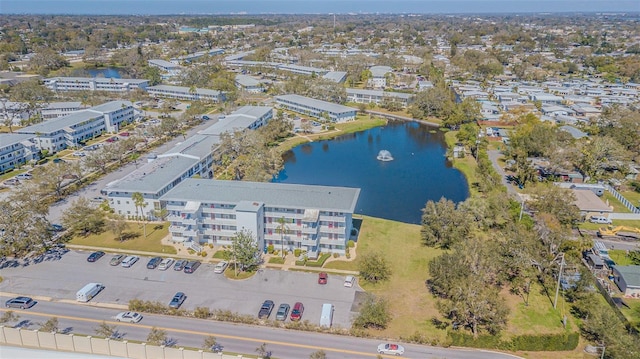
[160,134,220,160]
[613,265,640,287]
[47,77,148,84]
[149,59,179,68]
[90,100,132,113]
[0,133,35,147]
[199,116,259,136]
[17,110,102,134]
[370,65,393,77]
[104,156,198,194]
[346,88,413,100]
[148,85,222,96]
[323,71,347,82]
[231,105,271,118]
[161,178,360,213]
[235,74,260,87]
[43,101,82,110]
[275,94,356,115]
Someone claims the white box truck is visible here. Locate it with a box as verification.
[320,303,333,328]
[76,283,104,302]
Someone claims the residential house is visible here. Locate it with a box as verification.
[368,65,393,88]
[235,74,264,93]
[611,265,640,298]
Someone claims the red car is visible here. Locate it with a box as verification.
[318,272,328,285]
[290,302,304,321]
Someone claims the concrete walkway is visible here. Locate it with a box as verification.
[487,149,517,196]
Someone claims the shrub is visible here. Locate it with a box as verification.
[333,253,340,258]
[208,244,214,249]
[448,332,579,351]
[194,307,212,319]
[294,249,302,257]
[201,251,207,257]
[306,253,331,267]
[347,240,355,248]
[267,244,274,254]
[187,249,195,255]
[346,253,351,259]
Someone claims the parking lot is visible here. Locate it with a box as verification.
[0,250,359,327]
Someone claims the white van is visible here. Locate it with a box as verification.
[76,283,104,302]
[344,275,356,288]
[320,303,334,328]
[589,216,612,224]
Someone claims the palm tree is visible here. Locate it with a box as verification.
[131,192,148,237]
[275,216,291,259]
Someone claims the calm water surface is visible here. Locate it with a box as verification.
[72,67,123,78]
[274,121,469,224]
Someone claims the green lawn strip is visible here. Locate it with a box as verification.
[577,219,640,232]
[620,190,640,208]
[602,192,630,213]
[351,215,577,342]
[609,250,635,266]
[324,259,358,271]
[68,221,176,254]
[618,298,640,331]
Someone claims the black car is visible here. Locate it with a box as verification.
[174,259,188,271]
[87,251,105,262]
[258,300,275,319]
[184,260,201,273]
[169,292,186,309]
[146,256,162,269]
[5,296,36,309]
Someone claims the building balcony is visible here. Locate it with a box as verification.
[165,204,186,212]
[320,226,346,235]
[319,215,347,223]
[182,218,198,225]
[319,237,346,246]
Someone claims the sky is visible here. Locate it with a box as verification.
[2,0,638,15]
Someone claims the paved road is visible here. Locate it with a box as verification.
[0,300,522,359]
[487,149,516,196]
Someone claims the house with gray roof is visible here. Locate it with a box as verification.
[234,74,264,93]
[275,94,357,122]
[148,59,182,78]
[322,71,347,83]
[611,265,640,297]
[368,65,393,88]
[161,178,360,256]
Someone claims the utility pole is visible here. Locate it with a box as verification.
[554,253,565,309]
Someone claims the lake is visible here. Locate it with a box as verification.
[274,121,469,224]
[72,67,123,78]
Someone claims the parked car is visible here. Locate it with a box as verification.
[214,260,228,274]
[105,137,119,143]
[118,132,130,137]
[184,260,201,273]
[50,224,64,232]
[377,343,405,356]
[110,254,126,266]
[3,178,19,186]
[146,257,162,269]
[87,251,105,262]
[115,311,143,323]
[318,272,328,285]
[91,196,106,203]
[174,259,188,271]
[169,292,186,309]
[258,300,275,319]
[5,296,36,309]
[344,275,356,288]
[121,255,140,268]
[158,258,174,271]
[275,303,290,321]
[590,216,612,224]
[290,302,304,321]
[15,173,32,180]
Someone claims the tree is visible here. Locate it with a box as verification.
[0,311,19,324]
[31,160,76,198]
[106,215,128,242]
[230,230,260,274]
[146,327,167,346]
[309,350,327,359]
[358,252,391,283]
[61,197,106,236]
[94,321,117,338]
[525,184,581,227]
[131,192,148,237]
[275,216,291,259]
[84,148,115,174]
[202,335,218,351]
[420,197,472,249]
[353,294,391,329]
[39,317,59,333]
[255,343,272,359]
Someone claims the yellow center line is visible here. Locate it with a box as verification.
[1,308,401,358]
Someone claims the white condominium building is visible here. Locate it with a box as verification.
[275,94,357,122]
[44,77,149,93]
[147,85,226,102]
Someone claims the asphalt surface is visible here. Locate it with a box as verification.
[0,249,358,328]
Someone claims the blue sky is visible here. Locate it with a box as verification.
[2,0,638,15]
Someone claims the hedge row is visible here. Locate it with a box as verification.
[448,332,579,351]
[305,253,332,267]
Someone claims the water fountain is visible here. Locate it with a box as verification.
[376,150,394,161]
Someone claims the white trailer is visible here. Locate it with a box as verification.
[320,303,334,328]
[76,283,104,302]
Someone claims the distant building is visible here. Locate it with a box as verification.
[0,133,40,172]
[368,65,393,88]
[16,101,135,153]
[40,102,85,119]
[275,94,357,122]
[170,49,225,64]
[44,77,149,93]
[147,59,182,78]
[147,85,226,102]
[346,88,413,108]
[322,71,347,83]
[235,74,264,93]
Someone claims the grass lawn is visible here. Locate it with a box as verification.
[609,249,635,266]
[577,219,640,232]
[602,192,630,213]
[331,215,578,348]
[618,297,640,331]
[69,221,176,254]
[620,190,640,208]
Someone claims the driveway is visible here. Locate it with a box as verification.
[487,149,517,196]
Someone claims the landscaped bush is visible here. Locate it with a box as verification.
[193,306,212,319]
[333,253,340,258]
[200,251,207,257]
[267,244,274,254]
[348,240,355,248]
[306,253,331,267]
[268,257,285,264]
[448,332,579,351]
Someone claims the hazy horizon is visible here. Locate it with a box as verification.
[2,0,639,15]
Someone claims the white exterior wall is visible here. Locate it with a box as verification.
[0,138,38,172]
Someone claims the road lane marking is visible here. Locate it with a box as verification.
[0,308,401,358]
